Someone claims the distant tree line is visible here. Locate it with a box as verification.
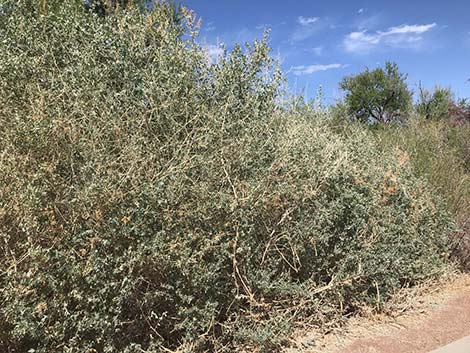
[337,61,469,125]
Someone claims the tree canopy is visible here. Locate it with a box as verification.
[340,62,413,123]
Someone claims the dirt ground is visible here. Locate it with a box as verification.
[287,274,470,353]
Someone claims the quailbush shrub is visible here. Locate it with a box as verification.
[0,2,452,352]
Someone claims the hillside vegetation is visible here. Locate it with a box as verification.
[0,2,463,352]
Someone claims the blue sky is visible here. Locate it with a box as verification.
[184,0,470,104]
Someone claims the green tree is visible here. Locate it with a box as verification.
[340,62,413,123]
[416,84,453,120]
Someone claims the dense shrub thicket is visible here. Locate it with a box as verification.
[0,2,452,352]
[373,117,469,269]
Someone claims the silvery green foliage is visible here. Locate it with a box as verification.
[0,2,451,352]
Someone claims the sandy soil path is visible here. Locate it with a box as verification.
[338,287,470,353]
[288,275,470,353]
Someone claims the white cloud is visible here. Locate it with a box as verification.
[291,17,324,42]
[386,23,436,35]
[297,16,319,26]
[291,63,346,76]
[344,23,437,52]
[310,46,324,56]
[358,8,364,14]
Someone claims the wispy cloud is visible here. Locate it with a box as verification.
[355,13,383,31]
[291,16,324,42]
[297,16,319,26]
[344,23,437,53]
[310,46,324,56]
[291,63,346,76]
[255,21,286,30]
[386,23,437,35]
[205,21,216,32]
[358,8,365,14]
